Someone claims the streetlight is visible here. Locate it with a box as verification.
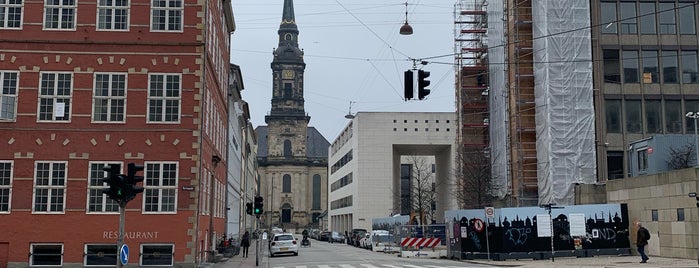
[686,112,699,167]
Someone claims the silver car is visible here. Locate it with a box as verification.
[269,233,298,257]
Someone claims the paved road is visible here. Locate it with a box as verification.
[215,238,699,268]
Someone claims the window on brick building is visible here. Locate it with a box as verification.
[144,162,178,213]
[93,73,126,122]
[0,161,12,212]
[141,244,174,266]
[151,0,182,31]
[147,74,181,123]
[84,244,117,266]
[0,0,22,29]
[38,72,72,122]
[30,243,63,266]
[33,161,67,213]
[0,71,18,120]
[43,0,76,30]
[87,162,120,213]
[97,0,129,30]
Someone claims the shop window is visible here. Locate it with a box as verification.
[30,244,63,266]
[141,244,174,266]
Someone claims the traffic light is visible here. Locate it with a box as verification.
[102,165,125,203]
[246,202,253,215]
[404,70,414,100]
[417,70,431,100]
[253,196,264,215]
[123,163,145,203]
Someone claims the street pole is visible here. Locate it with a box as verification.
[694,114,698,167]
[255,216,260,266]
[117,203,125,268]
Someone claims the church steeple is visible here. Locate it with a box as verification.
[266,0,309,123]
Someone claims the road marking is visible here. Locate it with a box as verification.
[318,265,332,268]
[381,265,403,268]
[360,265,381,268]
[403,265,426,268]
[339,265,355,268]
[295,266,308,268]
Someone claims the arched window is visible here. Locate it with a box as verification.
[312,174,321,210]
[282,174,291,193]
[284,140,292,157]
[281,203,292,223]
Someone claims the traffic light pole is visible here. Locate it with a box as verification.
[117,203,125,268]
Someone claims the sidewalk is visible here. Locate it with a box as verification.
[465,255,698,268]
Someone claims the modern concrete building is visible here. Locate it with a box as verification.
[327,112,457,232]
[0,0,237,266]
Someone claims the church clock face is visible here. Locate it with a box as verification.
[282,69,295,79]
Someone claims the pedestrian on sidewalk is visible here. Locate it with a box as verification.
[636,221,650,263]
[241,231,251,258]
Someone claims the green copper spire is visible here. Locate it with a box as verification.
[281,0,296,25]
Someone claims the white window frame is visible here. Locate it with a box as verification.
[0,70,19,121]
[0,160,13,213]
[37,72,73,122]
[147,73,181,123]
[150,0,182,32]
[86,162,121,214]
[43,0,76,30]
[0,0,23,29]
[143,162,178,214]
[92,73,127,123]
[29,243,63,266]
[84,244,117,266]
[140,244,174,266]
[96,0,129,31]
[32,161,67,214]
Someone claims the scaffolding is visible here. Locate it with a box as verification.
[454,0,490,208]
[508,0,538,206]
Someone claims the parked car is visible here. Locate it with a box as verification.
[359,233,371,249]
[269,233,298,257]
[318,231,330,241]
[329,231,345,243]
[371,234,397,253]
[350,229,367,247]
[363,230,389,249]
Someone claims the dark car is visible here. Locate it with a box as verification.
[329,231,345,243]
[318,231,330,241]
[349,228,367,247]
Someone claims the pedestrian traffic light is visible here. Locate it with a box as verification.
[404,70,414,100]
[246,202,253,215]
[123,163,145,203]
[253,196,264,215]
[418,70,431,100]
[102,165,125,203]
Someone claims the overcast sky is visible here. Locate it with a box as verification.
[231,1,457,141]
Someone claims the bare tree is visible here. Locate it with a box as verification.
[666,143,695,170]
[405,156,437,225]
[453,148,492,209]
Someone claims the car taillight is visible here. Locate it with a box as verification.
[292,240,297,245]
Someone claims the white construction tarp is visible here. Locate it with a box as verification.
[532,0,597,205]
[487,0,509,199]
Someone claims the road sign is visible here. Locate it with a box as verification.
[473,218,485,232]
[120,244,129,265]
[485,207,495,218]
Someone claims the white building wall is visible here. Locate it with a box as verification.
[328,112,456,233]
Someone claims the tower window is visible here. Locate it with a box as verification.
[284,140,292,157]
[284,83,292,98]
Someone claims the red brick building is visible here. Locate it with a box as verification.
[0,0,235,266]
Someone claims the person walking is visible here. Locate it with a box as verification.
[636,222,650,263]
[241,231,251,258]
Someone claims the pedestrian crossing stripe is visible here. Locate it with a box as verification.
[271,265,478,268]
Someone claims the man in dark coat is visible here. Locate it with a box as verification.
[241,231,251,258]
[636,222,650,263]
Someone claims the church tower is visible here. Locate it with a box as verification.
[266,0,310,161]
[256,0,329,231]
